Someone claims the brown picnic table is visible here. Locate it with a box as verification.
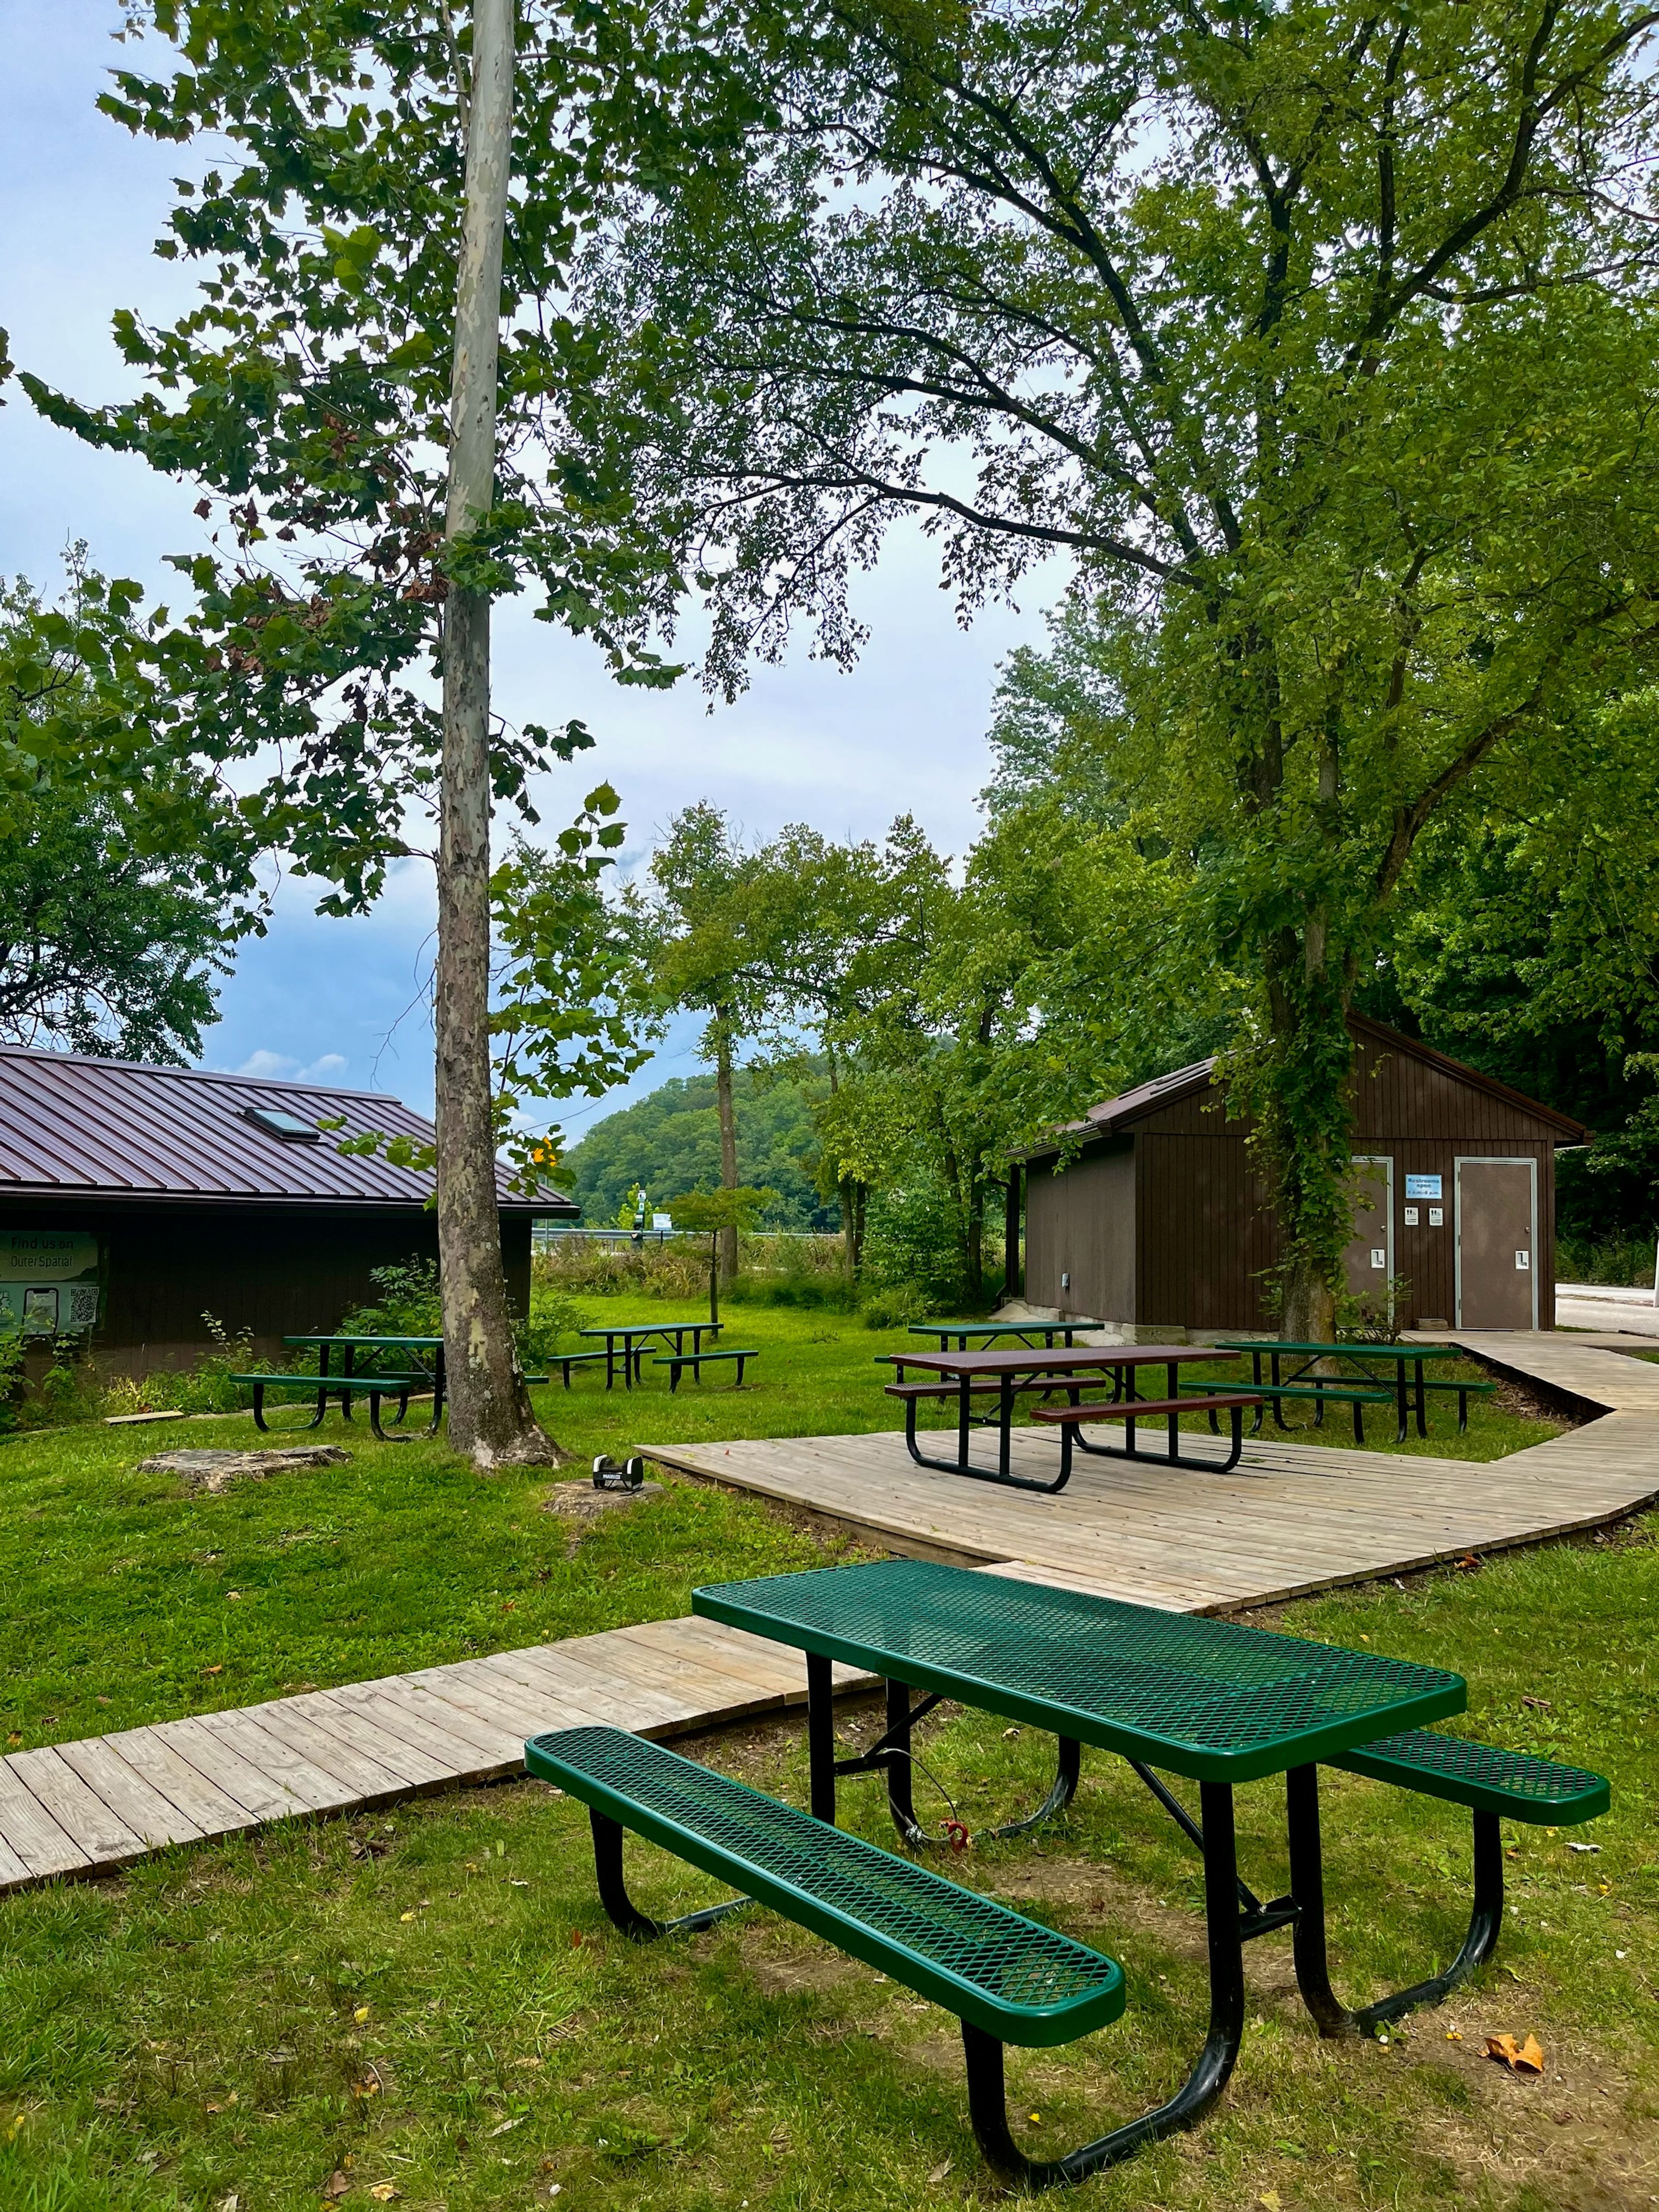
[886,1344,1258,1494]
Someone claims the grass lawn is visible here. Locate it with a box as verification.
[4,1300,1650,2209]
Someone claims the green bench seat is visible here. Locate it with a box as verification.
[1216,1378,1395,1443]
[1331,1725,1608,1823]
[527,1724,1128,2183]
[228,1369,426,1434]
[1412,1376,1500,1431]
[546,1351,610,1386]
[1290,1726,1610,2038]
[652,1347,758,1390]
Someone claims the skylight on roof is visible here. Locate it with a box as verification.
[242,1105,323,1144]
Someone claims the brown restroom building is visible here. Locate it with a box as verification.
[1018,1018,1587,1336]
[0,1046,578,1373]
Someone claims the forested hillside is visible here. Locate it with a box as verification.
[560,1067,838,1232]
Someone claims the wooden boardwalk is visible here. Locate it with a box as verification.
[0,1618,871,1892]
[648,1335,1659,1612]
[3,1333,1654,1894]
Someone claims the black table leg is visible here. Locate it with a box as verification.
[998,1374,1014,1482]
[1287,1763,1503,2038]
[807,1652,836,1824]
[1414,1356,1428,1438]
[963,1780,1245,2183]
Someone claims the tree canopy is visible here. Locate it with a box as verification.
[570,0,1659,1329]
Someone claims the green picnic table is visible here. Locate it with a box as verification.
[909,1319,1082,1351]
[1213,1337,1470,1443]
[578,1320,722,1389]
[280,1332,446,1440]
[534,1558,1606,2187]
[691,1558,1463,2179]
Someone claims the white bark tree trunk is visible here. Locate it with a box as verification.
[435,0,554,1467]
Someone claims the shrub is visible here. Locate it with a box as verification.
[533,1234,709,1301]
[0,1328,25,1432]
[98,1313,280,1418]
[1556,1230,1657,1288]
[860,1178,969,1311]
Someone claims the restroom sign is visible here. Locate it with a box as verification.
[1404,1174,1443,1200]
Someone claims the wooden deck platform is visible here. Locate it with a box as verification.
[3,1334,1653,1894]
[646,1335,1659,1611]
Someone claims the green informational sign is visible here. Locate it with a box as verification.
[0,1231,102,1334]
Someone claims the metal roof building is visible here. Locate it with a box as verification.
[1014,1018,1587,1337]
[0,1046,577,1370]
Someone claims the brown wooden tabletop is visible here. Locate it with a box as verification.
[894,1344,1231,1378]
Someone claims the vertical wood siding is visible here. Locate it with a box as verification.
[0,1203,537,1374]
[1030,1026,1569,1332]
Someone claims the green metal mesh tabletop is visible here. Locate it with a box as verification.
[694,1559,1465,1783]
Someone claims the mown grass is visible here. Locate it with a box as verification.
[3,1301,1556,1749]
[5,1300,1648,2210]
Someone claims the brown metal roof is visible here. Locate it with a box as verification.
[1019,1017,1589,1160]
[0,1045,578,1214]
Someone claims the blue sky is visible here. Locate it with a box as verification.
[0,4,1058,1137]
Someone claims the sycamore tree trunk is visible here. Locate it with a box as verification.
[714,1013,739,1289]
[434,0,553,1468]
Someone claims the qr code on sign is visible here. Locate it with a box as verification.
[66,1285,101,1329]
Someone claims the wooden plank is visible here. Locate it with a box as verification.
[0,1760,90,1879]
[324,1681,517,1781]
[243,1700,411,1799]
[6,1747,149,1865]
[97,1726,262,1838]
[480,1645,690,1730]
[54,1737,205,1849]
[194,1708,359,1815]
[278,1693,458,1790]
[413,1655,612,1739]
[353,1675,531,1765]
[149,1714,305,1824]
[0,1825,32,1887]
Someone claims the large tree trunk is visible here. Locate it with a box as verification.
[963,1176,985,1306]
[434,0,553,1468]
[1247,932,1355,1349]
[714,1014,739,1288]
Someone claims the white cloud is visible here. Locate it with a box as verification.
[231,1049,349,1086]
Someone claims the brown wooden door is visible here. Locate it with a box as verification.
[1456,1158,1537,1329]
[1342,1158,1393,1307]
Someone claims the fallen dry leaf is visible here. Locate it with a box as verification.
[1486,2032,1545,2075]
[368,2188,401,2204]
[353,2005,369,2024]
[1259,2193,1283,2211]
[486,2114,527,2138]
[202,1664,223,1677]
[322,2174,350,2201]
[928,2158,953,2182]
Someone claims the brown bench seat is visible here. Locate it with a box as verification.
[1031,1392,1263,1478]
